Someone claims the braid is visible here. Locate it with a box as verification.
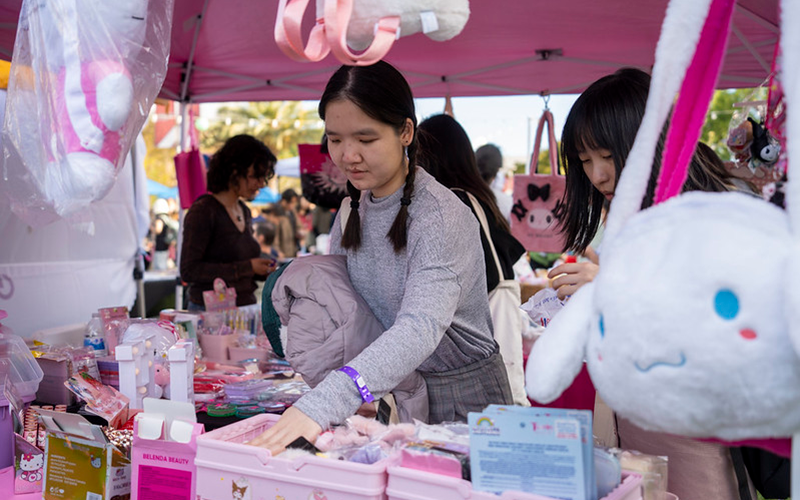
[388,157,416,252]
[341,181,362,250]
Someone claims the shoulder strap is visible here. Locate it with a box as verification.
[457,189,504,281]
[338,196,351,232]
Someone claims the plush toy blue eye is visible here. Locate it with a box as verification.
[598,315,605,338]
[714,289,739,320]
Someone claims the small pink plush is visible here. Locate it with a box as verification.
[153,363,170,399]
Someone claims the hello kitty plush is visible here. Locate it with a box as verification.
[526,0,800,446]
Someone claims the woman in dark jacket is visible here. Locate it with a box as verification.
[180,135,277,310]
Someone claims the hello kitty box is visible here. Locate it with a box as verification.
[195,414,395,500]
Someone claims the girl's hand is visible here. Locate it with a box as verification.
[247,406,322,456]
[548,250,600,300]
[251,257,276,275]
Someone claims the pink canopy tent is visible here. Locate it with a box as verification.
[0,0,779,103]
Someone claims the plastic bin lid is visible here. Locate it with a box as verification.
[0,331,44,399]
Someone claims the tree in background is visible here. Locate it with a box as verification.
[200,101,324,158]
[142,119,178,187]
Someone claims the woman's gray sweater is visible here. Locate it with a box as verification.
[293,168,496,429]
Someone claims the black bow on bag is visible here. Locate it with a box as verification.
[527,183,551,202]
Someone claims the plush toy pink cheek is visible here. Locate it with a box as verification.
[739,328,757,340]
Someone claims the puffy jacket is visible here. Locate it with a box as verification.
[271,254,428,423]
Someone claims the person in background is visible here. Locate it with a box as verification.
[180,135,277,310]
[262,204,297,258]
[297,196,314,252]
[149,198,178,270]
[695,141,759,195]
[255,221,282,260]
[310,205,335,251]
[475,143,513,222]
[417,113,528,405]
[548,67,753,500]
[280,188,300,254]
[250,60,512,455]
[418,115,525,293]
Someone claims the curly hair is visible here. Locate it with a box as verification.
[206,135,276,193]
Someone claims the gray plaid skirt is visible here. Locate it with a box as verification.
[421,350,513,424]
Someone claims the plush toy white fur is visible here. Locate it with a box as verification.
[35,0,147,216]
[341,0,470,50]
[526,0,800,442]
[277,0,469,65]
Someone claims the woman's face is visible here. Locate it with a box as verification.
[578,148,616,202]
[324,99,412,198]
[234,165,267,201]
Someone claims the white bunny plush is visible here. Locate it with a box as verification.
[527,0,800,443]
[2,0,171,224]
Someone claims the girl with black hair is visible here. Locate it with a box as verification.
[251,61,513,454]
[549,68,730,299]
[547,68,753,500]
[180,134,277,310]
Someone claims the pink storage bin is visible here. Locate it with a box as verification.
[386,466,643,500]
[196,333,238,363]
[195,413,396,500]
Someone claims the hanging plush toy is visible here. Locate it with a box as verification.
[39,0,147,215]
[526,0,800,447]
[275,0,470,65]
[2,0,172,224]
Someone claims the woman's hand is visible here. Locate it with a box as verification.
[548,250,600,300]
[247,406,322,456]
[251,257,276,275]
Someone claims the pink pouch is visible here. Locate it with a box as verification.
[202,278,237,312]
[511,110,567,253]
[174,110,207,210]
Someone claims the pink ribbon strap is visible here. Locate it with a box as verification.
[325,0,400,66]
[274,0,330,62]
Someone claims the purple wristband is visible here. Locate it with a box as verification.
[338,366,374,404]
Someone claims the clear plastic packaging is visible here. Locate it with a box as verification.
[1,0,174,226]
[0,330,45,400]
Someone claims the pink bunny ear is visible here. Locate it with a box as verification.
[654,0,736,204]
